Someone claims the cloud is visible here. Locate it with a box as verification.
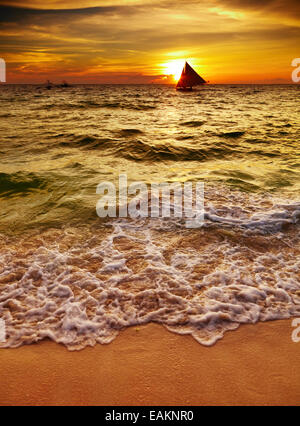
[0,1,298,83]
[0,4,134,24]
[0,0,300,18]
[158,0,300,20]
[214,0,300,18]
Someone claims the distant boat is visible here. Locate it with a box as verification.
[41,80,71,90]
[59,80,71,88]
[45,80,54,90]
[176,61,207,91]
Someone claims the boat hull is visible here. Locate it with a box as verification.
[176,87,193,92]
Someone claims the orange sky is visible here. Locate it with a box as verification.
[0,0,299,84]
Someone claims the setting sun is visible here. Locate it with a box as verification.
[161,59,185,82]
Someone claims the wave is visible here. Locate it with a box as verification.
[204,200,300,232]
[32,100,158,111]
[118,129,144,137]
[60,136,115,150]
[114,139,234,162]
[79,101,158,111]
[181,121,206,127]
[58,134,233,161]
[218,131,246,138]
[0,172,46,197]
[58,129,291,162]
[0,186,299,350]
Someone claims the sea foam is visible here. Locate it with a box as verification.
[0,187,299,350]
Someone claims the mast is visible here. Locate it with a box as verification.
[176,61,206,89]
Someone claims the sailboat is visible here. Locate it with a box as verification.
[176,61,207,91]
[59,80,72,88]
[45,80,54,90]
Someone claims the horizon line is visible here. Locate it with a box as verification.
[0,82,298,86]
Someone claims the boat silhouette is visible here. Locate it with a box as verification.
[45,80,54,90]
[176,61,207,91]
[59,80,71,88]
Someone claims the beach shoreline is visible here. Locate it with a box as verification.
[0,319,299,406]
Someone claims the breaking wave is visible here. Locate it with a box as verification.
[0,187,299,350]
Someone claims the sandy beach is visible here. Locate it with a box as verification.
[1,0,299,411]
[0,319,299,406]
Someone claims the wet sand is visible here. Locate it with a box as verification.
[0,319,299,406]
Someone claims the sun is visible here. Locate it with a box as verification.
[161,59,185,82]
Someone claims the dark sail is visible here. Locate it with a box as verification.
[176,61,206,88]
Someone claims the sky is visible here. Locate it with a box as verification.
[0,0,299,84]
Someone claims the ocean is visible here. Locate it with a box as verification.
[0,83,299,350]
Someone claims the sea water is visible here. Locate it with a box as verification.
[0,84,299,349]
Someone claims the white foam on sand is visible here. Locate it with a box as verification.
[0,187,299,350]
